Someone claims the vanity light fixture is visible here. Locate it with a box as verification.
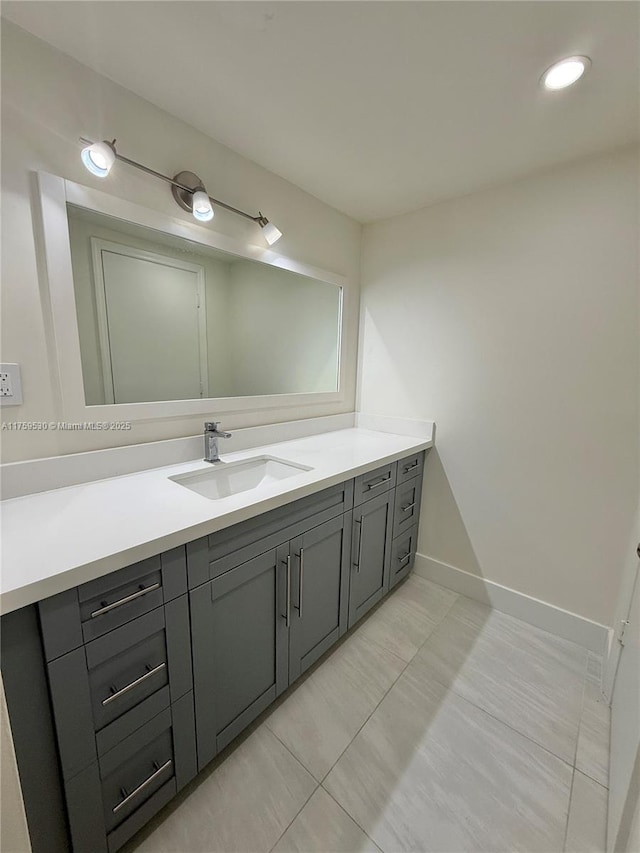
[192,190,214,222]
[171,171,215,222]
[79,137,282,244]
[258,215,283,247]
[541,56,590,90]
[80,140,116,177]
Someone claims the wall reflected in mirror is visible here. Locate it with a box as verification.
[67,204,342,405]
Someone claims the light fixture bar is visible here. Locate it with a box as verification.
[79,137,278,231]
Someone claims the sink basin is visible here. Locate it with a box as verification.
[169,456,313,500]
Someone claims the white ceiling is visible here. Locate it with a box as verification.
[2,1,638,222]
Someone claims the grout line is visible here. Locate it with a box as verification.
[408,603,583,769]
[419,665,579,773]
[573,767,609,792]
[319,646,415,786]
[572,656,590,768]
[266,723,323,784]
[263,582,456,789]
[265,630,411,787]
[572,654,610,790]
[315,586,461,784]
[562,767,577,852]
[270,585,462,791]
[358,582,459,666]
[321,786,384,852]
[357,619,436,667]
[263,723,324,785]
[267,785,319,853]
[262,583,430,785]
[265,758,319,853]
[268,582,590,851]
[406,595,589,773]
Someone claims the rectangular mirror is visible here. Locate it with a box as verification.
[36,172,347,422]
[66,204,342,406]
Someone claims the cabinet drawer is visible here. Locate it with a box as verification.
[353,462,397,507]
[86,608,170,733]
[389,525,419,590]
[396,452,425,486]
[64,694,196,853]
[393,478,422,538]
[187,480,354,588]
[100,708,174,834]
[39,547,188,661]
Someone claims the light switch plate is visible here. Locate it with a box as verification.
[0,363,23,406]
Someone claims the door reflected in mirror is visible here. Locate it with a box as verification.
[67,204,342,405]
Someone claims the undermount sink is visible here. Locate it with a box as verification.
[169,455,313,500]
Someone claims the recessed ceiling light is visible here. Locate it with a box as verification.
[541,56,591,90]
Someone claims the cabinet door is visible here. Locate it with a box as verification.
[190,547,289,770]
[288,514,351,683]
[348,491,394,628]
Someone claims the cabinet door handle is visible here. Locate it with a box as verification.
[401,502,416,513]
[295,549,304,619]
[112,759,172,814]
[353,519,362,573]
[403,462,419,473]
[398,552,411,567]
[366,474,392,491]
[90,582,161,618]
[283,556,291,628]
[102,662,166,707]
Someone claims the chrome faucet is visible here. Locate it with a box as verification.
[203,421,231,463]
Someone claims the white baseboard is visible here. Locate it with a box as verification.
[415,553,609,654]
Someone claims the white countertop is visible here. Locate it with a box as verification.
[0,428,431,614]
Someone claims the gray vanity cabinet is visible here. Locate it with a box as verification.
[287,513,351,682]
[190,546,289,770]
[2,451,427,853]
[190,511,352,768]
[29,547,197,853]
[348,490,395,628]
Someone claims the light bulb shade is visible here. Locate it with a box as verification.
[541,56,590,90]
[260,219,283,246]
[81,141,116,177]
[192,190,214,222]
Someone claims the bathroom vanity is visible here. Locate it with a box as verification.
[1,434,427,853]
[0,163,435,853]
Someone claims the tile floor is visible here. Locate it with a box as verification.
[126,573,610,853]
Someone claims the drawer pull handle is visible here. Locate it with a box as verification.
[366,474,392,491]
[295,549,304,619]
[403,462,420,473]
[401,502,416,513]
[282,556,291,628]
[90,582,161,618]
[112,759,172,814]
[398,552,411,567]
[102,662,166,707]
[353,518,362,573]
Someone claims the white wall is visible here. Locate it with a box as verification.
[0,22,361,462]
[358,147,639,627]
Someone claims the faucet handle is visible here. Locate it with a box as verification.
[204,421,219,431]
